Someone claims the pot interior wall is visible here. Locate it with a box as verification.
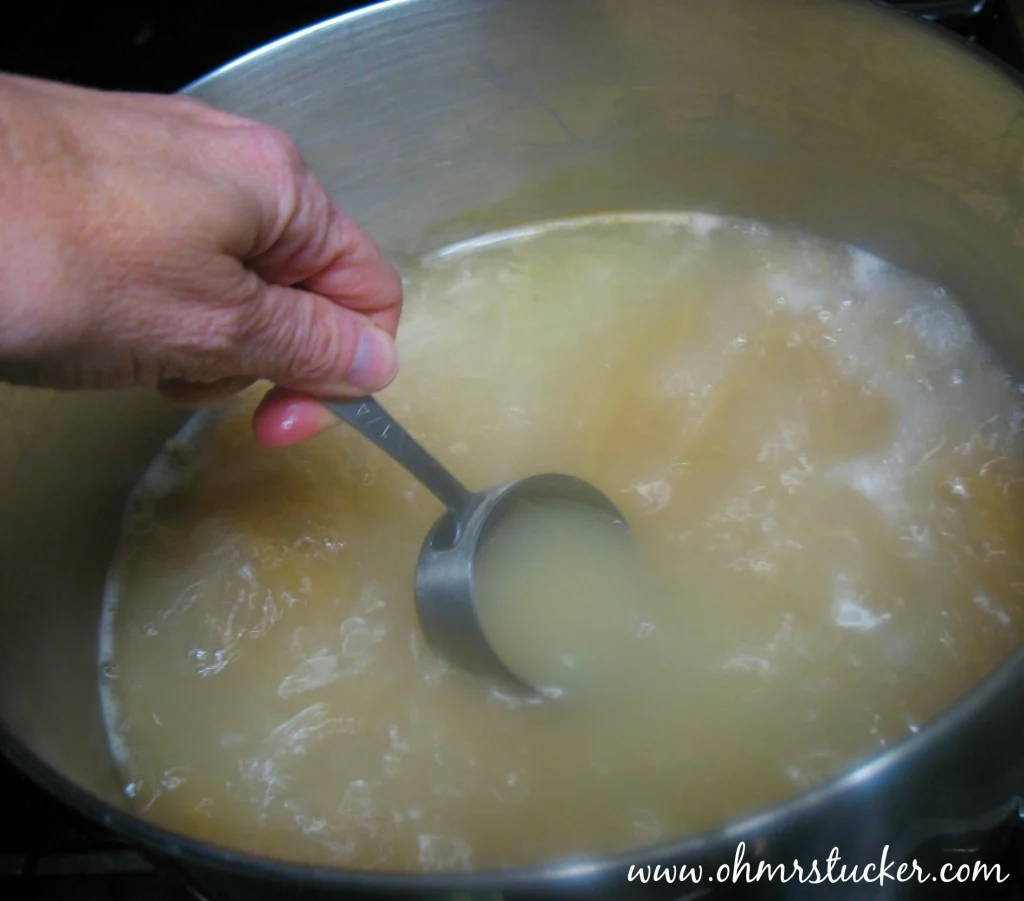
[2,0,1024,829]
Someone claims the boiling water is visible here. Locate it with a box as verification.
[100,212,1024,872]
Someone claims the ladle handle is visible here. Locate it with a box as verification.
[320,397,475,518]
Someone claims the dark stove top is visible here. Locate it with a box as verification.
[2,1,1024,899]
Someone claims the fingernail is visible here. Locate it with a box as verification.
[345,326,399,391]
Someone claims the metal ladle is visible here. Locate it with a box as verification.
[320,396,631,693]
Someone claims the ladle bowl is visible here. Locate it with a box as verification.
[321,396,631,690]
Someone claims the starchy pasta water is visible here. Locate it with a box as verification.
[99,212,1024,872]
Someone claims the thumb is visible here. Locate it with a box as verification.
[236,282,399,395]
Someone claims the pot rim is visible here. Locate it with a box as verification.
[6,0,1024,891]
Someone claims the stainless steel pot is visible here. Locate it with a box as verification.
[4,0,1024,898]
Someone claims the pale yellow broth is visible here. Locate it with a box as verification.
[100,212,1024,872]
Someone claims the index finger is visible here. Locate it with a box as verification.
[240,140,403,334]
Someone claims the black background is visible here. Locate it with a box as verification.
[2,1,1023,94]
[0,1,370,92]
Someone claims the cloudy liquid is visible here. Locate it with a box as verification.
[474,497,645,695]
[100,212,1024,872]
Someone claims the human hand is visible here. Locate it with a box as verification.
[0,74,402,446]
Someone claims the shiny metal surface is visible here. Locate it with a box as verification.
[415,472,628,690]
[3,0,1024,898]
[323,395,629,690]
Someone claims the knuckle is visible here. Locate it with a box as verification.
[171,95,257,133]
[245,294,350,384]
[170,95,213,115]
[167,95,242,131]
[247,124,307,178]
[201,308,248,357]
[154,308,245,383]
[291,323,347,383]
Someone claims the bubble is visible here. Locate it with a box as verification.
[973,594,1011,626]
[278,649,340,699]
[948,477,969,499]
[417,834,473,872]
[161,768,188,791]
[688,213,723,238]
[629,479,672,513]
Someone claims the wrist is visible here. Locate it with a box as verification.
[0,74,81,363]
